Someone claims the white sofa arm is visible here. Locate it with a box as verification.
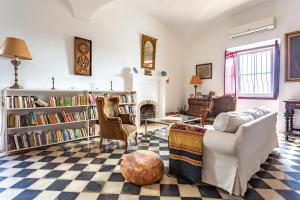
[235,112,278,156]
[204,130,238,155]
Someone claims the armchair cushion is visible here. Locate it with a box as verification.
[103,99,116,117]
[118,113,135,125]
[122,124,137,137]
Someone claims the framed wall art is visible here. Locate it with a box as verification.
[196,63,212,79]
[141,34,157,70]
[285,30,300,81]
[74,37,92,76]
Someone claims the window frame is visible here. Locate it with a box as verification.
[235,44,277,100]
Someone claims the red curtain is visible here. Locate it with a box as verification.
[224,51,237,96]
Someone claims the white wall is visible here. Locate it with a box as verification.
[184,0,300,131]
[0,0,185,112]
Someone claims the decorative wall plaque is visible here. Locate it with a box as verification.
[74,37,92,76]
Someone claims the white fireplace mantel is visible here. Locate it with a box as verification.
[132,74,167,123]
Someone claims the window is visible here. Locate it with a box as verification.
[225,40,280,99]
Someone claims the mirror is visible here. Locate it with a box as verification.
[141,34,157,69]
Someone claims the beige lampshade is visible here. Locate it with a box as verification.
[0,37,32,60]
[190,75,202,85]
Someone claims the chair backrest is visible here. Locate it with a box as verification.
[96,96,119,122]
[210,95,237,117]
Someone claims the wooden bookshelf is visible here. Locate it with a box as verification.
[2,89,137,154]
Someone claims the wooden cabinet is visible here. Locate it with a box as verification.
[186,98,212,120]
[284,100,300,141]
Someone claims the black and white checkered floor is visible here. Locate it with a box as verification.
[0,130,300,200]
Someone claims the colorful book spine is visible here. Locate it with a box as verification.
[7,127,89,151]
[7,111,87,128]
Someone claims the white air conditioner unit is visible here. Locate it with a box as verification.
[229,17,276,39]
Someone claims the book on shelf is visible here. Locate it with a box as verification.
[7,111,88,128]
[116,94,136,104]
[7,128,89,151]
[119,105,135,114]
[49,96,87,107]
[88,93,136,106]
[6,96,41,109]
[88,92,96,106]
[89,124,100,136]
[88,106,98,120]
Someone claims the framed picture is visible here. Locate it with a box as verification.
[74,37,92,76]
[285,30,300,81]
[141,34,157,70]
[196,63,212,79]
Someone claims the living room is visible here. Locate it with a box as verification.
[0,0,300,199]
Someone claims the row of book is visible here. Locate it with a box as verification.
[88,93,136,106]
[7,128,89,151]
[119,105,135,114]
[89,124,100,136]
[6,95,88,109]
[88,93,98,106]
[7,111,88,128]
[49,96,87,107]
[6,96,49,109]
[117,94,136,104]
[88,107,98,120]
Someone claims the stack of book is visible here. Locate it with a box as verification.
[7,111,88,128]
[89,124,100,136]
[6,96,51,109]
[88,92,97,106]
[119,105,135,114]
[7,128,88,151]
[88,107,98,120]
[6,96,36,109]
[117,94,136,104]
[49,96,87,107]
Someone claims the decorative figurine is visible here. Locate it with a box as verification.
[51,77,56,90]
[110,81,113,91]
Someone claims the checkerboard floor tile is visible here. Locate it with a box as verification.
[1,131,300,200]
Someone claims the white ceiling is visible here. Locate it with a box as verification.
[67,0,271,26]
[68,0,115,19]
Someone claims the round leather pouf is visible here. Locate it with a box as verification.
[120,150,164,185]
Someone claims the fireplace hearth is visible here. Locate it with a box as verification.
[140,104,156,120]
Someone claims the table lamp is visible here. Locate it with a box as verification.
[0,37,32,89]
[190,75,202,96]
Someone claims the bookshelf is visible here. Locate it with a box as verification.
[2,89,137,153]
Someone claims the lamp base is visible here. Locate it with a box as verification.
[194,85,198,96]
[10,83,23,89]
[10,58,23,89]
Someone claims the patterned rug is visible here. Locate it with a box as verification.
[0,131,299,200]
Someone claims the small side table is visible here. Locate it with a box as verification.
[284,100,300,141]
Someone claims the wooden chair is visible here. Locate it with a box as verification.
[96,96,137,150]
[205,95,237,124]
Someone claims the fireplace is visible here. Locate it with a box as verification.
[140,104,156,119]
[132,74,167,126]
[137,100,158,124]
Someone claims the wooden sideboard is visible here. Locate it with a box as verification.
[186,98,212,120]
[284,99,300,141]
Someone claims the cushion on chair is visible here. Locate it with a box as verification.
[103,98,115,117]
[213,112,254,133]
[122,124,137,137]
